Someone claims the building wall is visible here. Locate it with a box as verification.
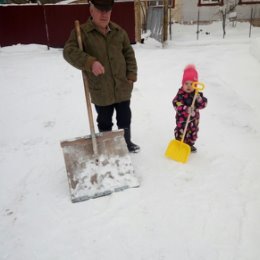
[172,0,260,22]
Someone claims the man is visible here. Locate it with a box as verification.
[63,0,140,153]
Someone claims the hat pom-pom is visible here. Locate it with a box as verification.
[184,64,196,71]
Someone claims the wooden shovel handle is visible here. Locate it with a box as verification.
[75,20,98,156]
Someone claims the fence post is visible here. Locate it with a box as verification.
[163,0,168,46]
[134,0,141,43]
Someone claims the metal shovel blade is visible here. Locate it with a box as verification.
[60,130,139,202]
[165,139,191,163]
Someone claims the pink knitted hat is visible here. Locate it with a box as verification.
[182,64,198,85]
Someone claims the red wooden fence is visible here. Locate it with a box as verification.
[0,2,135,47]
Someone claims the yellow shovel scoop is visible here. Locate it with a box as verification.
[165,82,205,163]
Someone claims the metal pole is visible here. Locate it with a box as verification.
[249,7,253,38]
[43,4,50,50]
[222,9,226,39]
[169,3,172,41]
[196,8,200,40]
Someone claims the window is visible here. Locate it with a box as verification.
[148,0,175,7]
[238,0,260,4]
[198,0,224,6]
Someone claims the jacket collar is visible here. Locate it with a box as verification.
[84,17,120,33]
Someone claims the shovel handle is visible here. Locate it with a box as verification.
[75,20,98,156]
[181,82,205,143]
[192,82,205,92]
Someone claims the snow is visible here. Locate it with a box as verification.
[1,21,260,260]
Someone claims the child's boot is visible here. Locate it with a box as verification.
[190,145,197,153]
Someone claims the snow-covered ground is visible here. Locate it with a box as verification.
[1,21,260,260]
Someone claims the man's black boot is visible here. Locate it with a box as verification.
[124,128,140,153]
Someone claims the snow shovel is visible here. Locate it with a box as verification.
[60,20,139,203]
[165,82,205,163]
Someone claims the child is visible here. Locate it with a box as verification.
[172,64,207,152]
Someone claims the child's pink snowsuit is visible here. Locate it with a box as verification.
[172,88,207,146]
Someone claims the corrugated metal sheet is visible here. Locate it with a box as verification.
[0,2,135,47]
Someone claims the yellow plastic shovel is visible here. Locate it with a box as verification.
[165,82,205,163]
